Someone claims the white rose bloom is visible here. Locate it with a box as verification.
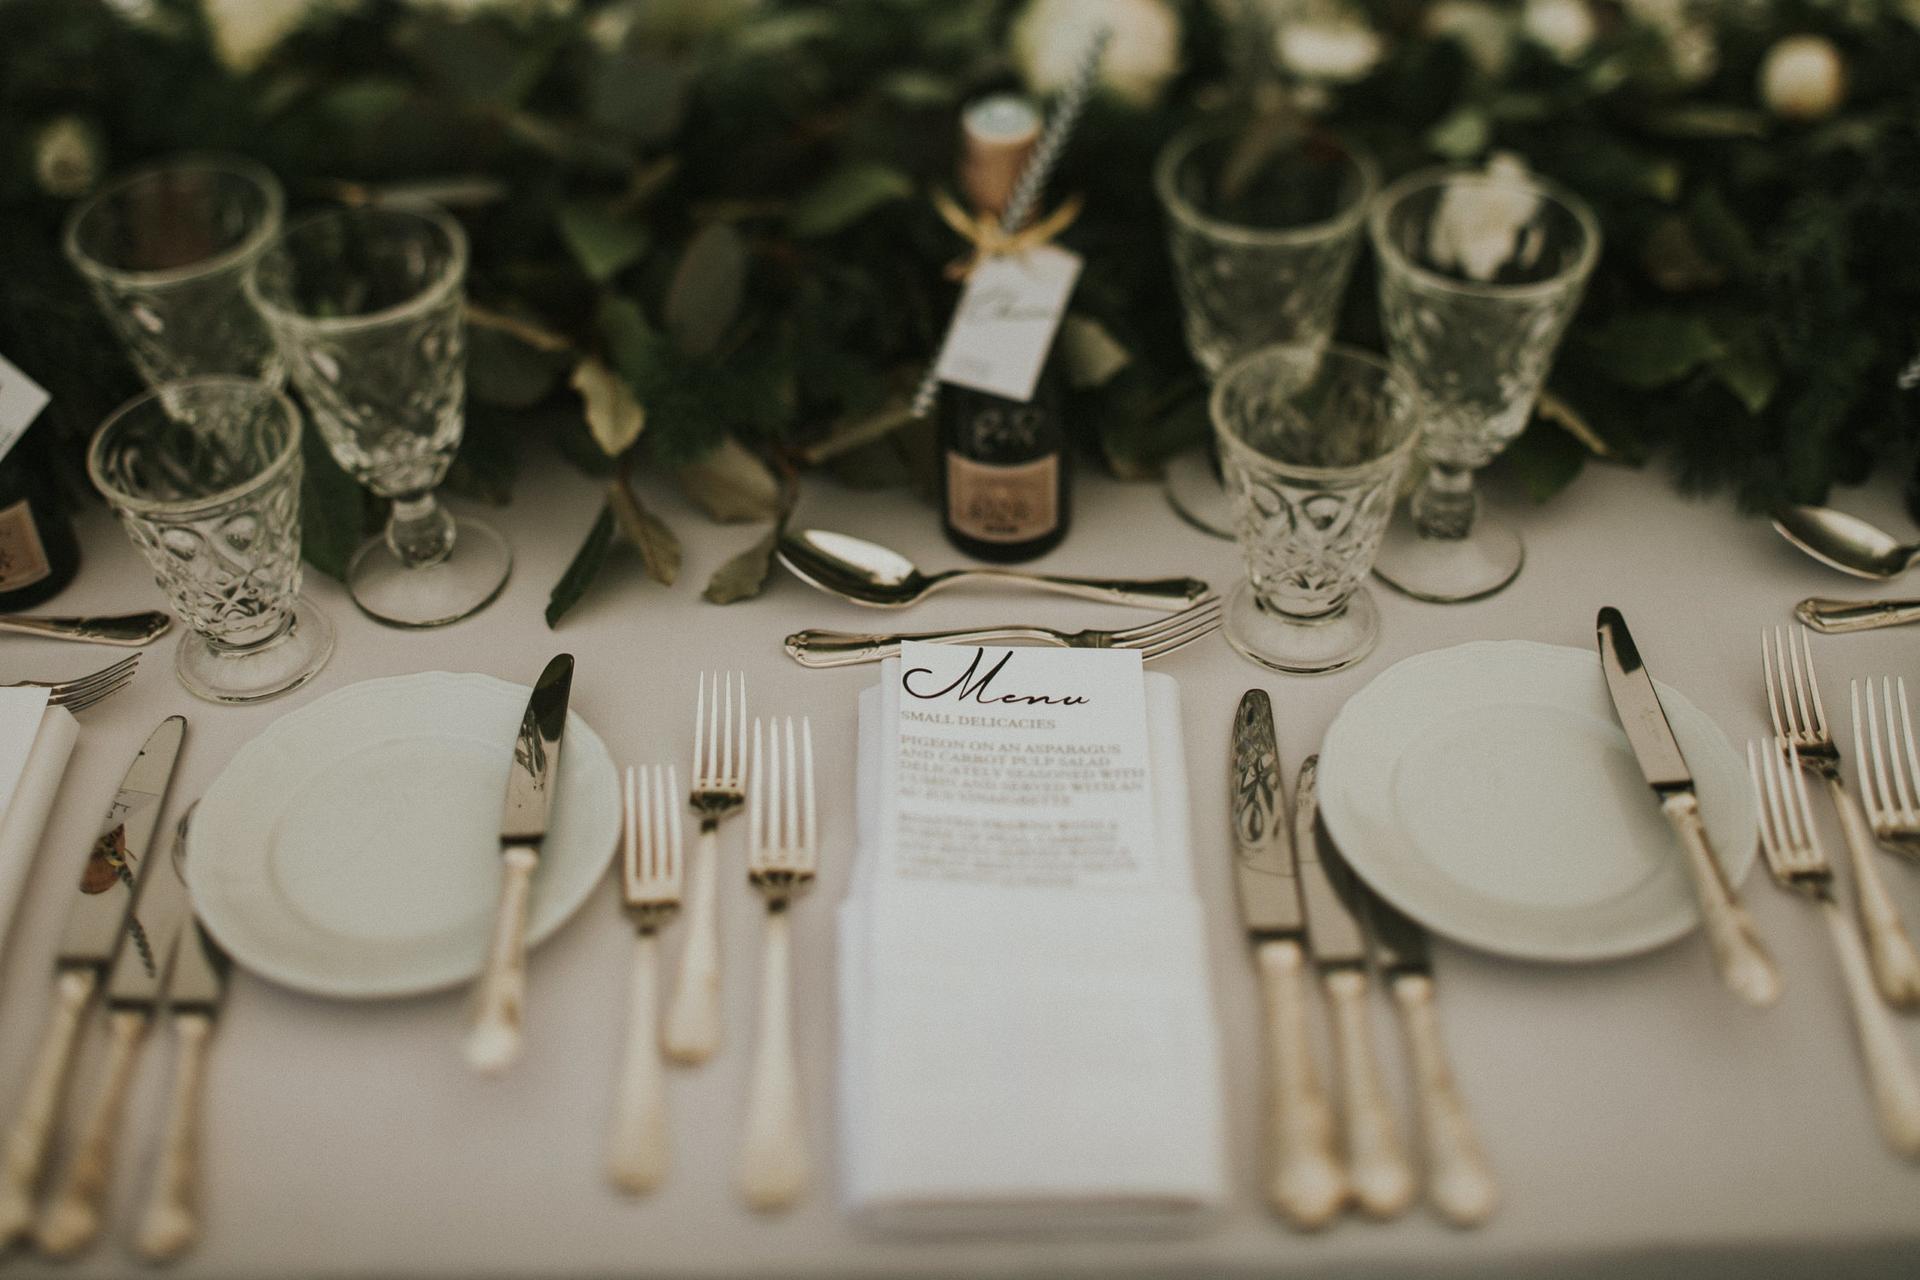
[1428,153,1542,284]
[1667,22,1717,85]
[1424,1,1516,76]
[1012,0,1181,109]
[1521,0,1595,62]
[203,0,319,73]
[1275,17,1384,83]
[1760,34,1846,121]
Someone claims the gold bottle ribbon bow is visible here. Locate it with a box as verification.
[931,189,1083,281]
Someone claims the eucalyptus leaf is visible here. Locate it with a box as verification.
[1579,312,1722,389]
[665,223,747,358]
[1498,423,1587,503]
[799,397,918,465]
[556,204,650,283]
[570,356,647,457]
[609,473,682,585]
[676,436,782,522]
[546,501,616,628]
[1060,315,1131,389]
[587,47,689,147]
[469,321,566,408]
[789,164,914,238]
[702,521,784,604]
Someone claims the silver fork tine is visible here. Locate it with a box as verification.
[782,718,798,863]
[801,718,817,868]
[722,674,734,786]
[1853,680,1878,824]
[54,669,136,713]
[750,717,765,854]
[1131,602,1223,654]
[694,673,707,784]
[1884,679,1917,823]
[1803,631,1830,737]
[1897,679,1920,826]
[1763,630,1787,738]
[1870,679,1896,825]
[1111,596,1219,642]
[1787,627,1815,738]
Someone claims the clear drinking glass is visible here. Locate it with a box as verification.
[245,203,510,628]
[88,378,334,704]
[1155,122,1376,538]
[63,155,285,387]
[1368,166,1600,602]
[1212,344,1419,675]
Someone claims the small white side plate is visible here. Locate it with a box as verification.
[1317,640,1758,963]
[188,671,620,999]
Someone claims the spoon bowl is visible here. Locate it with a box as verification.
[1771,506,1920,581]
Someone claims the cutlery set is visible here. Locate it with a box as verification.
[0,716,226,1263]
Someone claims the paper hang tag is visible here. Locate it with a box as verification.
[0,353,51,468]
[933,245,1083,404]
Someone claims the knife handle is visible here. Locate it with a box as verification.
[1824,776,1920,1008]
[1795,598,1920,635]
[134,1011,213,1262]
[1389,974,1497,1227]
[1662,792,1780,1008]
[467,844,538,1074]
[736,908,808,1212]
[37,1008,148,1258]
[1254,939,1345,1228]
[1325,968,1414,1220]
[664,823,723,1064]
[0,968,97,1248]
[606,932,669,1194]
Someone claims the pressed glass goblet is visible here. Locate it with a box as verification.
[63,154,285,387]
[246,203,509,628]
[1212,345,1419,674]
[1368,166,1600,603]
[1156,122,1376,538]
[88,378,334,704]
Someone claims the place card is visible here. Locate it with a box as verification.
[932,245,1082,403]
[891,641,1155,890]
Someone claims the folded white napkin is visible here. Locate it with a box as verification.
[0,688,79,964]
[839,664,1227,1234]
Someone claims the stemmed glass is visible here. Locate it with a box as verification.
[1155,121,1376,537]
[245,203,510,628]
[63,154,284,386]
[1368,166,1600,602]
[1212,345,1419,674]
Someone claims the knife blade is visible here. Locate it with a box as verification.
[1333,854,1499,1227]
[1596,607,1779,1007]
[0,716,185,1248]
[1293,755,1412,1220]
[1229,691,1342,1229]
[467,654,575,1073]
[39,810,198,1258]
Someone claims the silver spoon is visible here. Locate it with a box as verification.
[1772,506,1920,580]
[0,610,173,646]
[776,529,1210,611]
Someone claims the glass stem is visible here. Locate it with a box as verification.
[1410,464,1478,541]
[386,491,457,569]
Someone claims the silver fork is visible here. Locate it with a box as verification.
[606,765,683,1195]
[737,716,816,1212]
[783,594,1224,668]
[1853,677,1920,859]
[1763,627,1920,1006]
[1750,740,1920,1157]
[3,655,140,711]
[664,672,744,1063]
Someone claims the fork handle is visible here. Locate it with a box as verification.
[1389,974,1496,1228]
[937,570,1212,610]
[1255,939,1345,1229]
[37,1008,148,1258]
[1820,897,1920,1156]
[1661,793,1780,1007]
[466,845,538,1074]
[0,968,96,1248]
[607,932,669,1194]
[736,908,808,1211]
[784,627,1064,668]
[664,824,722,1063]
[1325,968,1414,1220]
[1824,778,1920,1008]
[133,1011,213,1262]
[1795,598,1920,634]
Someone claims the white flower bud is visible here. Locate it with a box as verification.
[1521,0,1595,63]
[1760,34,1846,121]
[1012,0,1182,109]
[1275,17,1384,84]
[1425,1,1516,77]
[32,117,102,199]
[203,0,317,73]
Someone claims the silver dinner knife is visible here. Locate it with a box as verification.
[1597,607,1780,1006]
[135,807,230,1263]
[1293,756,1414,1221]
[0,715,185,1248]
[37,811,196,1258]
[467,654,575,1073]
[1229,691,1343,1229]
[1344,865,1498,1227]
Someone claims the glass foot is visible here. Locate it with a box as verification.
[1373,511,1524,603]
[175,597,334,704]
[1163,447,1236,540]
[1223,581,1380,675]
[348,516,511,628]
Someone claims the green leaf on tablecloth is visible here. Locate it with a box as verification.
[609,473,681,585]
[665,223,747,358]
[570,356,647,457]
[1498,422,1587,503]
[1578,311,1722,389]
[788,164,913,238]
[556,204,650,283]
[546,501,616,628]
[703,521,784,604]
[677,436,782,522]
[299,427,368,581]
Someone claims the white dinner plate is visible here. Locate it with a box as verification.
[188,671,620,999]
[1316,640,1757,963]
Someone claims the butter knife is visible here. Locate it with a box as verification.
[1343,862,1498,1227]
[1229,691,1343,1229]
[467,654,574,1073]
[1294,755,1414,1221]
[1597,607,1780,1006]
[37,810,196,1258]
[0,610,173,646]
[0,716,184,1248]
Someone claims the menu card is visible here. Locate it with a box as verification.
[839,645,1226,1234]
[0,689,78,966]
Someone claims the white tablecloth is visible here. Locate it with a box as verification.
[5,454,1920,1278]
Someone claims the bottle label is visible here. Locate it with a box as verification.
[933,245,1082,403]
[947,454,1058,544]
[0,352,51,467]
[0,499,52,592]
